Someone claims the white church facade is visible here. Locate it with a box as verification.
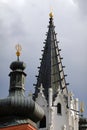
[35,85,79,130]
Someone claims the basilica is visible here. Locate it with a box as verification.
[0,12,87,130]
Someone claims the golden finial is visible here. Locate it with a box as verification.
[80,102,84,114]
[15,44,22,61]
[49,11,53,18]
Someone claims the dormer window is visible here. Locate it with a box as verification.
[57,103,62,115]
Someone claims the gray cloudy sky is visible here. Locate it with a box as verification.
[0,0,87,117]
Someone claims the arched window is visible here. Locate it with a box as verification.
[39,116,46,128]
[57,103,62,114]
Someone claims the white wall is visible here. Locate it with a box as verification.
[36,88,79,130]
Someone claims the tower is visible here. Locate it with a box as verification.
[33,13,79,130]
[0,44,44,130]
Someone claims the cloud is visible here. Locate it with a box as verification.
[73,0,87,15]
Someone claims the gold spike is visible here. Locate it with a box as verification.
[80,102,84,113]
[15,44,22,57]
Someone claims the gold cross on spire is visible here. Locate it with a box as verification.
[15,44,22,61]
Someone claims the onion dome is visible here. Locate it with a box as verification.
[10,61,26,71]
[0,96,44,123]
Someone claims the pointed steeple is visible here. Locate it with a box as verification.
[34,13,68,101]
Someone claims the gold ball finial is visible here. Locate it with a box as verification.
[49,11,53,18]
[15,44,22,60]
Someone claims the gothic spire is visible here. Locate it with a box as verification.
[34,13,68,101]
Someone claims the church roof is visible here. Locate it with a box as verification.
[34,13,68,101]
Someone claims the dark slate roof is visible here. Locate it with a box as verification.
[0,95,44,123]
[34,15,68,101]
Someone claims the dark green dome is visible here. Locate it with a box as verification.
[10,61,26,71]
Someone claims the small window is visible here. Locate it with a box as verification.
[57,103,62,114]
[39,116,46,128]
